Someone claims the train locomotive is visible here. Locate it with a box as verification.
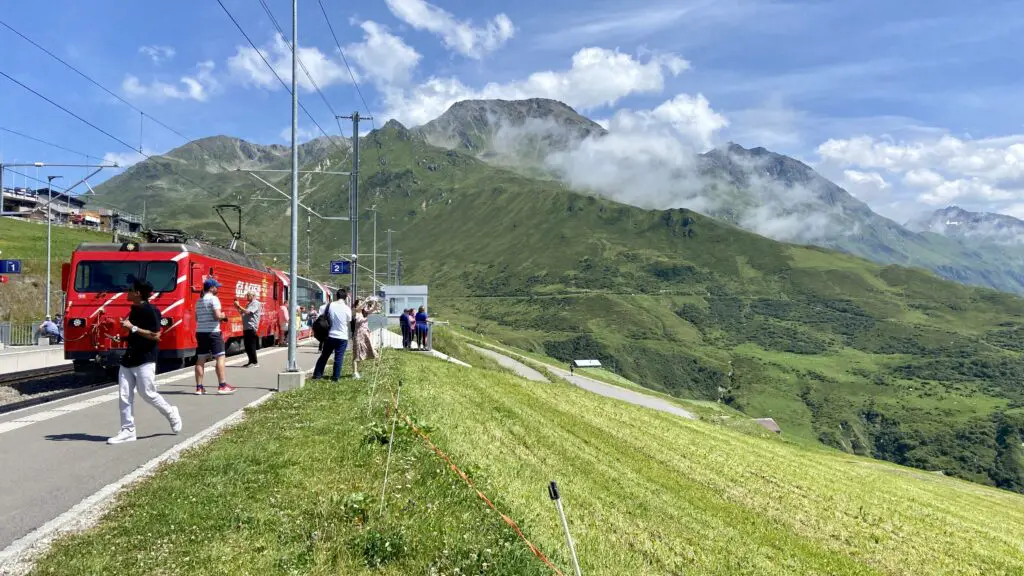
[60,230,337,373]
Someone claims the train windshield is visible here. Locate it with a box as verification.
[73,261,178,293]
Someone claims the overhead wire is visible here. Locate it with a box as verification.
[213,0,349,158]
[0,69,236,206]
[316,0,384,173]
[0,18,220,159]
[255,0,346,139]
[0,126,94,159]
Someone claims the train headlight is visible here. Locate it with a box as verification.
[160,318,171,327]
[70,318,85,328]
[121,242,139,252]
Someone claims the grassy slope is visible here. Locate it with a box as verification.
[88,124,1024,492]
[31,354,1024,575]
[0,218,111,320]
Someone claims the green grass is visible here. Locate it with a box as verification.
[30,353,1024,575]
[0,218,111,320]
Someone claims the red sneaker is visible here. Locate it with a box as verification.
[194,385,206,395]
[217,383,237,395]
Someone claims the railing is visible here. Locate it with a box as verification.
[0,322,42,347]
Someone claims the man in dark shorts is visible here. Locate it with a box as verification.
[108,280,182,444]
[194,278,236,395]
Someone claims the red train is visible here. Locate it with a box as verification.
[60,231,337,372]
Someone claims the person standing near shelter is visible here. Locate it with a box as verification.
[194,278,236,395]
[235,291,262,368]
[406,309,417,348]
[313,288,352,381]
[399,308,411,349]
[415,306,429,350]
[107,280,182,445]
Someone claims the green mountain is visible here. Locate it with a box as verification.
[414,98,606,174]
[92,119,1024,492]
[415,100,1024,295]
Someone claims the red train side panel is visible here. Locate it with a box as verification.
[63,240,286,369]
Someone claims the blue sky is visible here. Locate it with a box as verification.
[2,0,1024,221]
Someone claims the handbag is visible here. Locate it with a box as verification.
[312,303,332,342]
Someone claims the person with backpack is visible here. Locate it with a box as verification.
[313,288,352,381]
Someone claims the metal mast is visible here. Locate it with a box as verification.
[286,0,299,372]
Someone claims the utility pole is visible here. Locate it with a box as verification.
[386,229,393,285]
[370,208,377,291]
[45,175,62,318]
[339,112,371,300]
[286,0,299,373]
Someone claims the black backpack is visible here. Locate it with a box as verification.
[312,303,332,342]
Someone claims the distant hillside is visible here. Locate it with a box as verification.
[907,205,1024,245]
[410,99,1024,296]
[414,98,607,173]
[88,117,1024,492]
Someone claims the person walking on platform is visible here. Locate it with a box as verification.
[194,278,236,395]
[313,288,352,381]
[108,280,182,445]
[351,298,378,379]
[415,306,429,350]
[235,290,262,368]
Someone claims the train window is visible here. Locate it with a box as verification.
[74,261,178,293]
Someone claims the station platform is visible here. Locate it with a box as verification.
[0,342,325,555]
[0,345,70,375]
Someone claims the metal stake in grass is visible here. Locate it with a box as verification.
[379,380,402,516]
[549,481,583,576]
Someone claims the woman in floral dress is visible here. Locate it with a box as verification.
[351,298,378,379]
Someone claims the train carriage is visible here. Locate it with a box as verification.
[61,236,293,372]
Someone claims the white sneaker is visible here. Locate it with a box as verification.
[108,429,137,445]
[353,372,361,380]
[251,363,260,368]
[168,406,182,434]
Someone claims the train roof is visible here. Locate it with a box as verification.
[74,239,270,272]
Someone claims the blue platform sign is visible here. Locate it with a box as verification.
[329,260,351,275]
[0,260,22,274]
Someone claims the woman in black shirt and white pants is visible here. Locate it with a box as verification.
[107,280,183,445]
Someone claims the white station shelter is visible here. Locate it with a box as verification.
[381,285,428,322]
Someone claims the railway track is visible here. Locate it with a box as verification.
[0,365,114,416]
[0,365,76,387]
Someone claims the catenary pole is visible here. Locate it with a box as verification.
[286,0,299,371]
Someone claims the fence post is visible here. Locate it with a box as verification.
[379,380,402,516]
[549,481,583,576]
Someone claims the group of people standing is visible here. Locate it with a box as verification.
[106,278,382,445]
[399,306,429,350]
[312,288,379,381]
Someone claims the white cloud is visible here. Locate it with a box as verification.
[103,150,147,168]
[840,169,890,202]
[384,0,514,59]
[346,21,421,87]
[902,168,944,188]
[122,61,217,102]
[816,133,1024,214]
[279,125,320,143]
[139,45,175,64]
[227,34,350,92]
[609,93,728,151]
[383,47,689,126]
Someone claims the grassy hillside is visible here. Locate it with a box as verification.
[88,122,1024,492]
[30,353,1024,575]
[0,218,111,321]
